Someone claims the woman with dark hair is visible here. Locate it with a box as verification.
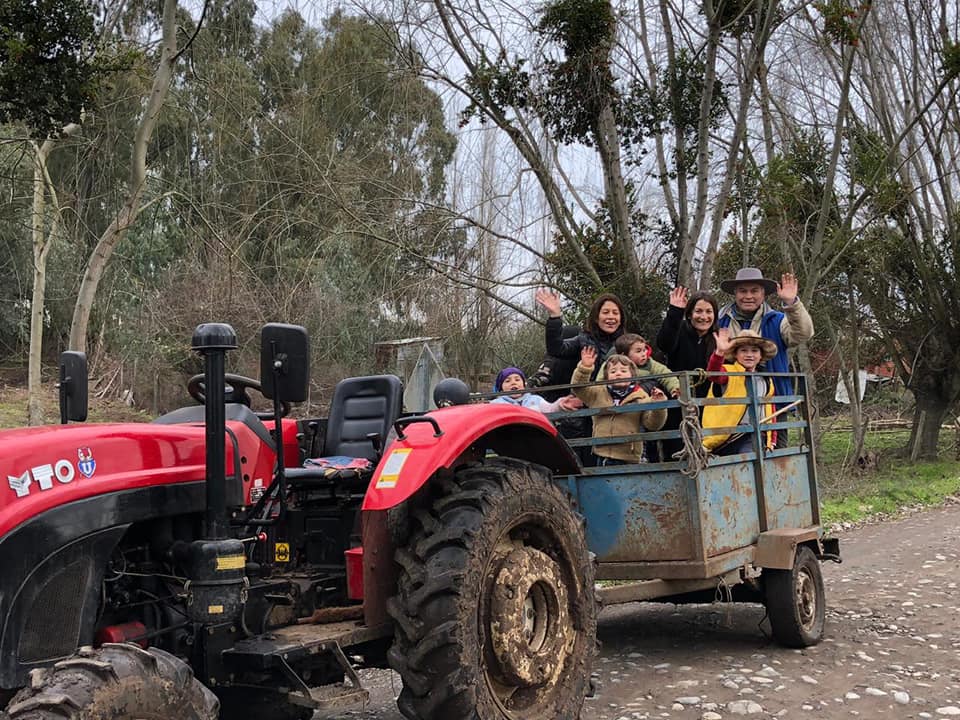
[651,286,719,462]
[655,286,719,393]
[535,290,626,381]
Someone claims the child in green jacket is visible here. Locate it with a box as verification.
[614,333,680,398]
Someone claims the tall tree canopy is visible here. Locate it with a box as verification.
[0,0,100,135]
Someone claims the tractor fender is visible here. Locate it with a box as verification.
[361,404,580,512]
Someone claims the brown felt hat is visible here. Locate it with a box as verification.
[720,267,778,295]
[725,330,778,361]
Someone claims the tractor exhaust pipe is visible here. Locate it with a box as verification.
[191,322,237,539]
[186,323,247,629]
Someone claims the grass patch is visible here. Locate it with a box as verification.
[818,427,960,525]
[0,384,150,429]
[820,460,960,524]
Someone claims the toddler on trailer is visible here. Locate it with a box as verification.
[490,367,582,414]
[570,347,667,466]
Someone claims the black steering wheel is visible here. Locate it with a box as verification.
[187,373,291,420]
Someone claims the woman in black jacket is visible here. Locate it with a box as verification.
[655,287,719,397]
[649,287,719,462]
[535,290,627,381]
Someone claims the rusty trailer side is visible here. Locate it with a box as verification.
[555,371,829,591]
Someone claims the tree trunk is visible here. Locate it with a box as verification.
[909,392,948,460]
[595,101,641,284]
[69,0,179,352]
[28,141,53,426]
[27,124,79,424]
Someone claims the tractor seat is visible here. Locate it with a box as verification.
[287,375,403,487]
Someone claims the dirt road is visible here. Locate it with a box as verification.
[347,503,960,719]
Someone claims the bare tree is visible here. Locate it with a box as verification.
[68,0,180,352]
[27,123,81,424]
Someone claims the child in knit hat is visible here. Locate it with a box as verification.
[491,367,582,414]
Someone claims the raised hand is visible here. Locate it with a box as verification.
[650,387,666,400]
[777,273,799,305]
[535,288,562,318]
[557,395,584,411]
[580,345,597,368]
[669,286,688,309]
[713,327,731,356]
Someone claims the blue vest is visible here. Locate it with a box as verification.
[718,305,792,404]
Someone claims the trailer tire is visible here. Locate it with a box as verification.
[4,643,218,720]
[387,458,596,720]
[765,545,826,647]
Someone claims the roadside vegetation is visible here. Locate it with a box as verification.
[818,427,960,526]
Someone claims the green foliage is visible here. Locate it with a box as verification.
[0,0,100,136]
[814,0,863,46]
[620,49,725,175]
[533,0,617,146]
[716,133,831,285]
[709,0,764,36]
[943,39,960,81]
[459,56,531,127]
[849,124,906,214]
[538,0,615,55]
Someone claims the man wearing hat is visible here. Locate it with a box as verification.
[717,268,814,445]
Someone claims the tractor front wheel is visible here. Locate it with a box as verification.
[4,643,218,720]
[387,458,596,720]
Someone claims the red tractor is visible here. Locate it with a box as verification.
[0,323,595,720]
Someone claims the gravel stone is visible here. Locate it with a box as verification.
[727,700,763,715]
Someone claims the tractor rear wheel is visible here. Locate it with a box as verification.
[4,643,218,720]
[387,458,596,720]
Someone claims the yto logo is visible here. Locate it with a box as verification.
[7,459,77,498]
[77,447,96,478]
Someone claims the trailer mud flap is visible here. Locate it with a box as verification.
[754,527,822,570]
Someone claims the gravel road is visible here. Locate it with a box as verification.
[338,502,960,719]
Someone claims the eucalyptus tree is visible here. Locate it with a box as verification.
[113,6,459,392]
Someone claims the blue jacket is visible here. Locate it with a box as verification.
[717,300,814,405]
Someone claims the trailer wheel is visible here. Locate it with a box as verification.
[765,545,826,647]
[4,643,218,720]
[387,458,596,720]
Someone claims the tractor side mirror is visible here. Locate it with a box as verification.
[58,351,88,423]
[259,323,310,403]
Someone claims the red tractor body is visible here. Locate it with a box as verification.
[0,324,592,720]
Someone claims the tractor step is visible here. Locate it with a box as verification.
[223,621,391,717]
[223,620,391,670]
[287,683,370,717]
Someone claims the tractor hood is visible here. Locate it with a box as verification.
[0,420,276,539]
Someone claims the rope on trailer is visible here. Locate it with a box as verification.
[674,393,712,477]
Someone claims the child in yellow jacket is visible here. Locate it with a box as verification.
[702,329,778,455]
[572,346,667,465]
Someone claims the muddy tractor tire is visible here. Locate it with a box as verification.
[4,643,218,720]
[764,545,826,647]
[387,457,596,720]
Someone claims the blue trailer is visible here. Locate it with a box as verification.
[552,369,838,648]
